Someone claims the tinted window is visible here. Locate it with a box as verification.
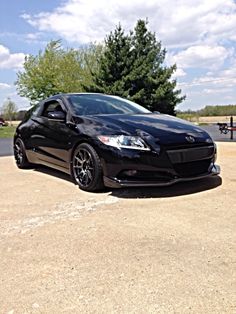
[68,94,151,115]
[42,101,63,118]
[23,104,40,121]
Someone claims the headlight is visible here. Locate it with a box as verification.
[97,135,150,151]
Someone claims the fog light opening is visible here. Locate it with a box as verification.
[123,170,138,177]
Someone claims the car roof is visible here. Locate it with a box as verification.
[44,93,116,102]
[56,92,103,96]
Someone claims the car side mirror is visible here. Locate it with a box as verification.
[47,111,66,121]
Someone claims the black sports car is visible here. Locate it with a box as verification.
[14,93,220,191]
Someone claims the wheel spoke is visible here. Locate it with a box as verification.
[80,150,85,162]
[14,142,23,164]
[73,147,95,187]
[73,165,82,169]
[87,170,92,181]
[78,171,85,181]
[75,156,83,164]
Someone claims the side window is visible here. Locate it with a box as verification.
[22,104,40,122]
[31,104,41,117]
[41,101,64,118]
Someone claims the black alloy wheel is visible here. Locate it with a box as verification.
[14,138,31,169]
[72,143,104,191]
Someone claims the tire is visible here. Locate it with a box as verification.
[71,143,104,192]
[14,138,32,169]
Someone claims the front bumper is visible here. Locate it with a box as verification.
[94,140,220,189]
[103,164,220,188]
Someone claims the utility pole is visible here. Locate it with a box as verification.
[230,116,233,140]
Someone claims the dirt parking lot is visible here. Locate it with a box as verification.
[0,142,236,313]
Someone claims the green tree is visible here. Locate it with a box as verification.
[128,20,185,114]
[199,105,236,116]
[16,40,102,104]
[2,98,18,125]
[88,20,185,114]
[87,24,132,96]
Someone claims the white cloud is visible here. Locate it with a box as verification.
[170,45,231,69]
[0,31,47,46]
[23,32,47,45]
[21,0,236,47]
[25,33,40,41]
[172,68,186,78]
[0,87,30,110]
[203,87,233,94]
[0,83,11,90]
[186,60,236,88]
[176,61,236,110]
[0,44,25,70]
[15,0,236,110]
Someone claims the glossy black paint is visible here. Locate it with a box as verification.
[14,93,220,188]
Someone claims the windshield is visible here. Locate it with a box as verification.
[67,94,151,115]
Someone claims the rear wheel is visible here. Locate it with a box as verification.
[14,138,31,169]
[72,143,104,192]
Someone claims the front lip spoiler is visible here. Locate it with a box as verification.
[103,164,221,188]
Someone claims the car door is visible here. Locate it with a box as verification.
[30,99,74,173]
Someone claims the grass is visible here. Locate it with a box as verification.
[198,122,210,126]
[177,113,199,122]
[0,125,16,138]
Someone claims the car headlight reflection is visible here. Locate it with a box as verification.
[97,135,151,151]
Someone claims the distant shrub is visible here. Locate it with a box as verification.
[178,105,236,117]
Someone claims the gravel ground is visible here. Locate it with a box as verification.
[0,142,236,313]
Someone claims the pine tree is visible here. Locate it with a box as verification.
[89,20,185,115]
[88,24,132,97]
[128,20,185,114]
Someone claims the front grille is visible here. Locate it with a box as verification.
[173,159,212,177]
[167,145,214,164]
[164,142,212,150]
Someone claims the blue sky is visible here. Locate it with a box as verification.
[0,0,236,111]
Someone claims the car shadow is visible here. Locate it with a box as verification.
[109,176,222,199]
[33,165,74,184]
[33,165,222,199]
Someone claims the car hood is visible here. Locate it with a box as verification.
[87,113,212,146]
[74,113,213,147]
